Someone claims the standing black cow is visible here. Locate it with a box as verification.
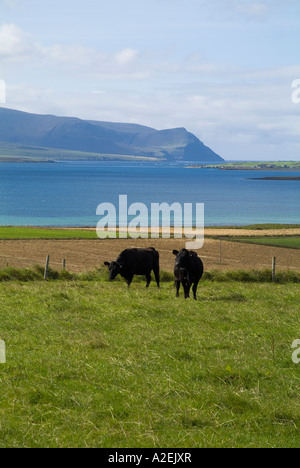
[104,248,160,288]
[173,249,204,300]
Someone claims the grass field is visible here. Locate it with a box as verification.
[1,271,300,448]
[0,227,99,240]
[233,237,300,250]
[1,225,300,240]
[0,143,160,163]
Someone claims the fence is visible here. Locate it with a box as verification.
[0,237,299,275]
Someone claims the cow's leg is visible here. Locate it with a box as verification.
[184,283,191,299]
[146,273,152,288]
[126,274,134,288]
[175,279,180,297]
[192,281,199,301]
[153,267,160,288]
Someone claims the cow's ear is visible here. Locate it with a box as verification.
[104,261,110,267]
[173,250,179,256]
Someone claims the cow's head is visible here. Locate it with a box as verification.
[173,249,197,268]
[104,261,122,280]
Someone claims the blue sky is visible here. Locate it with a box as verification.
[0,0,299,160]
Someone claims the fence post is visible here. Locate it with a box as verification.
[220,239,222,265]
[272,257,276,282]
[62,259,66,271]
[44,255,50,280]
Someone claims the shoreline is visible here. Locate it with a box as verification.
[248,176,300,181]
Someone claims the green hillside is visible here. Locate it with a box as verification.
[1,273,300,448]
[0,143,160,163]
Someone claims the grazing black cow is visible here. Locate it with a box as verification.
[104,248,160,288]
[173,249,204,300]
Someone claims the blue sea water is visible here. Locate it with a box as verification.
[0,161,299,226]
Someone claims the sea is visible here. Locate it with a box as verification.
[0,161,299,227]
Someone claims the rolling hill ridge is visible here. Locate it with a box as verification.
[0,107,223,162]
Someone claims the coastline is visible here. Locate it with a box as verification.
[187,162,300,171]
[248,176,300,181]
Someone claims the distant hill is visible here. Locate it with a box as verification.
[0,107,224,162]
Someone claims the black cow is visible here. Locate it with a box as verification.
[104,248,160,288]
[173,249,204,300]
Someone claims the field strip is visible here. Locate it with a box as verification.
[0,236,299,273]
[1,226,300,239]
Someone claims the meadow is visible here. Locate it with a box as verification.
[233,237,300,250]
[0,224,299,240]
[0,227,99,240]
[1,269,300,448]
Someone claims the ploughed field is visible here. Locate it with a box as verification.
[0,228,299,273]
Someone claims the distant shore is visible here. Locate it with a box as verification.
[187,161,300,171]
[249,176,300,181]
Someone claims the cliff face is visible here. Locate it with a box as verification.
[0,107,224,162]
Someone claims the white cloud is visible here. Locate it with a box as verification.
[0,22,220,82]
[0,23,34,57]
[114,48,138,66]
[0,23,144,79]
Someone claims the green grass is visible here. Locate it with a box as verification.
[1,271,300,448]
[1,225,300,240]
[0,227,99,239]
[0,143,161,162]
[0,266,299,284]
[233,237,300,250]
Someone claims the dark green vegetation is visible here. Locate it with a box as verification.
[0,108,223,162]
[0,272,300,448]
[0,266,299,284]
[232,237,300,250]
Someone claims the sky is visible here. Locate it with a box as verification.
[0,0,299,160]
